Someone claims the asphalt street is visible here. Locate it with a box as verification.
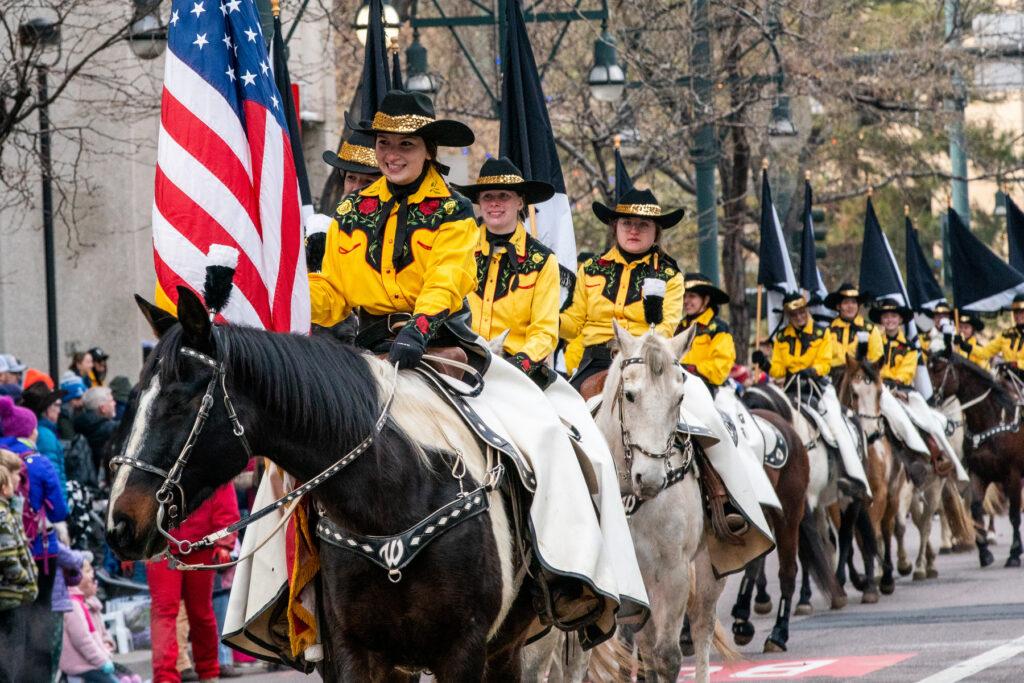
[115,513,1024,682]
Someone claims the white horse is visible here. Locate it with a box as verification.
[584,324,726,683]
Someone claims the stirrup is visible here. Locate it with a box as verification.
[533,573,603,632]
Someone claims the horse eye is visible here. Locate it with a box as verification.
[624,391,636,403]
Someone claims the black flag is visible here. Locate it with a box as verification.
[614,145,634,204]
[271,12,311,213]
[757,169,798,332]
[391,48,403,91]
[318,0,391,211]
[799,179,830,320]
[499,0,575,289]
[1006,195,1024,273]
[904,213,944,312]
[858,197,907,304]
[948,206,1024,311]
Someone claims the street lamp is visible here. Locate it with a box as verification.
[768,94,797,137]
[128,0,167,60]
[355,1,401,47]
[18,16,61,383]
[405,32,438,95]
[588,31,625,102]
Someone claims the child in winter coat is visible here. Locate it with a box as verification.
[60,557,118,683]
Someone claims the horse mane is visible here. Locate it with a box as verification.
[838,356,880,407]
[948,353,1016,411]
[641,334,670,377]
[156,324,382,449]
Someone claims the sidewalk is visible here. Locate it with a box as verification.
[113,650,311,681]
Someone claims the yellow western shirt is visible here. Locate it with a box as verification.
[957,335,990,368]
[467,224,560,362]
[975,326,1024,367]
[828,316,883,367]
[880,330,918,385]
[679,307,736,386]
[309,166,478,326]
[770,321,833,379]
[560,247,683,347]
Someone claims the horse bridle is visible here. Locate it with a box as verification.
[110,334,397,563]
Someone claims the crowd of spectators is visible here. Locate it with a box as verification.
[0,347,255,683]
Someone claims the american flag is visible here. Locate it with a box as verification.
[152,0,309,333]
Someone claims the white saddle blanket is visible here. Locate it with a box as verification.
[713,386,783,510]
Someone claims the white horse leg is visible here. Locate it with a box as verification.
[689,547,726,683]
[912,479,941,580]
[521,629,558,681]
[637,557,689,683]
[895,478,913,576]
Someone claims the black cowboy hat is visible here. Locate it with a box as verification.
[782,291,809,313]
[957,310,985,332]
[355,90,475,148]
[683,272,729,307]
[592,188,685,229]
[869,298,913,324]
[824,282,867,310]
[457,157,555,206]
[321,127,381,176]
[922,299,953,318]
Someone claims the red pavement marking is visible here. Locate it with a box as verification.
[677,653,917,680]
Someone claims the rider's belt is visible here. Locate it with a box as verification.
[355,312,411,351]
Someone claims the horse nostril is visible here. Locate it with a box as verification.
[109,515,135,549]
[634,472,643,488]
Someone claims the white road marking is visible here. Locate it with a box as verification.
[916,633,1024,683]
[107,375,161,526]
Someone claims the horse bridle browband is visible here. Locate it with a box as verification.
[111,334,398,565]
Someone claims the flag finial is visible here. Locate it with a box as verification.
[904,204,910,217]
[389,36,400,53]
[804,170,811,181]
[867,185,873,198]
[271,0,280,17]
[762,158,770,170]
[613,134,621,149]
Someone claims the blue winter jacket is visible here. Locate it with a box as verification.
[34,419,66,491]
[0,436,69,558]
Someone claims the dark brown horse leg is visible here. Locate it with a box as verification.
[730,561,759,646]
[879,502,896,594]
[754,562,773,614]
[432,637,487,682]
[856,505,879,601]
[1005,470,1022,568]
[970,476,995,568]
[765,507,799,652]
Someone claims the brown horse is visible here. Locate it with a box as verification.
[929,351,1024,568]
[727,408,841,652]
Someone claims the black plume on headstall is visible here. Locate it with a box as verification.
[203,245,239,315]
[642,278,666,326]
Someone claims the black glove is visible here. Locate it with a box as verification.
[955,336,972,354]
[388,312,446,369]
[797,368,818,380]
[751,350,769,372]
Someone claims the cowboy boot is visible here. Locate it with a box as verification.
[696,449,748,543]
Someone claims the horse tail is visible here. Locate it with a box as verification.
[983,482,1009,517]
[943,479,976,548]
[685,567,741,661]
[586,633,635,681]
[798,503,843,605]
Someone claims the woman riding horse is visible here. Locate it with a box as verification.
[460,157,560,387]
[308,90,646,637]
[559,187,684,391]
[825,283,883,384]
[756,292,872,498]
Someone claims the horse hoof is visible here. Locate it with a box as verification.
[939,546,952,555]
[980,548,995,568]
[732,620,755,646]
[794,603,813,616]
[879,578,895,595]
[1005,556,1021,568]
[763,638,787,653]
[897,562,913,577]
[850,575,868,592]
[680,639,695,658]
[754,599,773,615]
[861,590,880,605]
[927,568,939,579]
[831,595,847,610]
[912,570,927,581]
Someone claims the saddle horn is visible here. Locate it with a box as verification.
[203,244,239,319]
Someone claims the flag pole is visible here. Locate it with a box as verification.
[528,205,538,237]
[754,157,769,359]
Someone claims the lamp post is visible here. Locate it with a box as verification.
[587,29,625,103]
[405,31,438,95]
[128,0,167,60]
[355,1,401,47]
[18,17,61,382]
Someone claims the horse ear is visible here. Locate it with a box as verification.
[176,286,213,351]
[611,320,638,357]
[668,324,697,361]
[135,294,178,339]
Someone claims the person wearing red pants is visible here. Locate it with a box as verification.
[147,483,239,683]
